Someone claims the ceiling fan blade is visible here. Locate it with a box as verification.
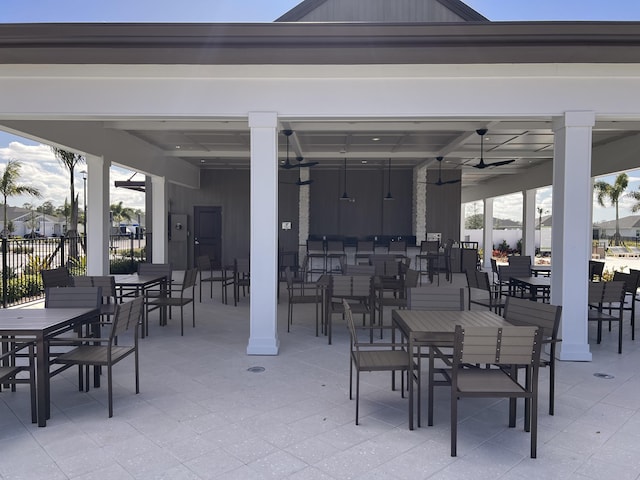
[443,178,461,184]
[296,179,313,186]
[297,161,319,168]
[473,158,515,169]
[485,159,515,167]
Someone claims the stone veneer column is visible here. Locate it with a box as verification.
[413,163,427,243]
[298,168,310,261]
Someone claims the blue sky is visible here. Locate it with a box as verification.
[1,0,640,219]
[3,1,640,22]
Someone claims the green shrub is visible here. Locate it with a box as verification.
[24,254,50,275]
[0,275,42,303]
[110,258,139,274]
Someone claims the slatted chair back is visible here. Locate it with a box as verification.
[90,275,117,299]
[499,264,531,281]
[612,271,637,296]
[420,240,440,253]
[355,240,374,256]
[41,266,71,289]
[407,287,465,311]
[180,268,198,294]
[388,240,407,255]
[453,325,542,366]
[504,296,562,342]
[404,268,420,289]
[72,276,93,287]
[589,260,605,281]
[508,255,532,268]
[45,286,102,309]
[111,297,144,340]
[588,281,604,305]
[137,262,172,281]
[344,264,376,276]
[306,240,325,255]
[330,275,372,301]
[196,255,212,274]
[465,269,478,290]
[504,295,562,415]
[602,280,626,305]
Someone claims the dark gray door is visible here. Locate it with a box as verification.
[193,206,222,269]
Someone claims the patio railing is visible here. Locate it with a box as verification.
[0,234,147,307]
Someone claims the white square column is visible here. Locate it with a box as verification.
[483,198,494,269]
[86,155,110,275]
[247,112,280,356]
[151,175,168,263]
[552,111,595,361]
[523,189,536,258]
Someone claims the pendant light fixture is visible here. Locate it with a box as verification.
[383,158,394,200]
[339,158,350,200]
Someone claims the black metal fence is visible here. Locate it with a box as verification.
[0,234,147,307]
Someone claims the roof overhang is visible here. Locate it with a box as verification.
[2,22,640,65]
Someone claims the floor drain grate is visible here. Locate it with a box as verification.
[247,366,265,373]
[593,372,614,379]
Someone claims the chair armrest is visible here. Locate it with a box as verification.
[49,337,110,345]
[0,340,35,360]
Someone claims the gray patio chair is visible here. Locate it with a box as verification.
[466,269,505,314]
[0,338,36,423]
[588,280,626,353]
[284,266,320,334]
[196,254,229,303]
[45,286,103,391]
[503,296,562,415]
[41,266,71,289]
[145,268,197,336]
[344,299,417,426]
[445,325,543,458]
[406,286,464,427]
[52,296,143,418]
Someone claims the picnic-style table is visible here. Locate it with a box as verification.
[0,307,99,426]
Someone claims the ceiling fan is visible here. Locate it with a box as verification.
[472,128,516,169]
[280,130,318,169]
[424,156,461,186]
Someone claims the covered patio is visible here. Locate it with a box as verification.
[2,21,640,360]
[1,274,639,479]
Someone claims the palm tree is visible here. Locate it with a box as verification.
[594,172,629,246]
[51,147,85,237]
[110,201,135,224]
[0,160,41,238]
[626,186,640,214]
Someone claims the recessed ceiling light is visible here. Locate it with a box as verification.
[361,160,367,164]
[200,159,206,163]
[175,145,181,149]
[372,137,380,141]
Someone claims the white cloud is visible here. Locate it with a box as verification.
[0,140,145,212]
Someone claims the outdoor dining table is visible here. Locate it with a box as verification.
[0,307,99,426]
[510,276,551,302]
[391,309,510,430]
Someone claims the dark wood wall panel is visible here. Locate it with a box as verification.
[310,168,413,240]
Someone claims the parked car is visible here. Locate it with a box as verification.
[23,232,44,238]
